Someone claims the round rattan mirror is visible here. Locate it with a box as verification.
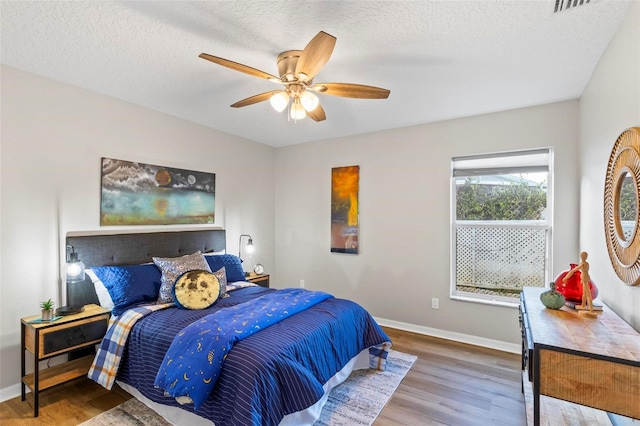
[604,127,640,285]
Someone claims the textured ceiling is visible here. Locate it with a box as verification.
[0,1,632,147]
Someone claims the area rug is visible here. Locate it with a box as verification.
[80,350,417,426]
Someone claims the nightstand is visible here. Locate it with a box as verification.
[20,304,110,417]
[246,273,270,288]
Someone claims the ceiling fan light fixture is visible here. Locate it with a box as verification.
[199,31,389,124]
[299,90,319,112]
[290,98,307,120]
[269,91,290,112]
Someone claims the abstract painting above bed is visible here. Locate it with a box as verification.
[100,158,216,226]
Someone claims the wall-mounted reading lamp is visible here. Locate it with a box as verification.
[57,245,86,316]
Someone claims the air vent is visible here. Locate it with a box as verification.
[554,0,592,13]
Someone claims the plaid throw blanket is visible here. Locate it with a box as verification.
[369,342,390,370]
[88,303,173,389]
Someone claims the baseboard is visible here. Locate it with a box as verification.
[375,317,520,354]
[0,383,24,403]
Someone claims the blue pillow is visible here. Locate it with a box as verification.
[91,264,161,316]
[205,254,245,282]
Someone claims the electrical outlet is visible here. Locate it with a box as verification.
[431,298,439,309]
[300,279,305,288]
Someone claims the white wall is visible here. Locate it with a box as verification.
[0,65,275,398]
[274,100,580,346]
[579,1,640,329]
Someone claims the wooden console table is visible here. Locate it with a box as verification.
[520,287,640,425]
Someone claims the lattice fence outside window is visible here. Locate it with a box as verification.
[455,224,547,296]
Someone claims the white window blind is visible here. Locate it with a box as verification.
[452,148,550,177]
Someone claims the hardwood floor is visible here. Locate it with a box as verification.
[0,327,525,425]
[377,327,525,426]
[0,379,131,426]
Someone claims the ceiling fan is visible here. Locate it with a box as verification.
[199,31,390,122]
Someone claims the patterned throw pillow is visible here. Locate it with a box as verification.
[173,270,221,310]
[153,251,211,303]
[211,266,229,298]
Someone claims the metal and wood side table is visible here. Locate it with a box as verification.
[21,304,110,417]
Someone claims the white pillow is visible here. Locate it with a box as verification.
[85,268,114,310]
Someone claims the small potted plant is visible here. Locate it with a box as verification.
[41,299,55,321]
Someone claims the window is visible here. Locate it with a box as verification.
[451,148,553,306]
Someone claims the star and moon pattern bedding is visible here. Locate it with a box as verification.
[90,285,391,426]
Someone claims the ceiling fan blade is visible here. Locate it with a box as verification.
[199,53,281,82]
[231,90,283,108]
[311,82,390,99]
[307,103,326,122]
[295,31,336,81]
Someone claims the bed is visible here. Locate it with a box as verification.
[66,229,391,426]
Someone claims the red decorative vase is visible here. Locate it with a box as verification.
[554,264,598,303]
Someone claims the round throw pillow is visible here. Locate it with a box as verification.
[173,269,221,310]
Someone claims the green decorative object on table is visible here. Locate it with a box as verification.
[540,282,565,310]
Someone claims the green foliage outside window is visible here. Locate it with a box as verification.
[456,178,547,221]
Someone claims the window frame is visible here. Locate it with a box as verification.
[450,148,554,307]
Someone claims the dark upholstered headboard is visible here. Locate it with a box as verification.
[65,229,226,308]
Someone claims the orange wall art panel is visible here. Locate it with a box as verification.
[331,165,359,254]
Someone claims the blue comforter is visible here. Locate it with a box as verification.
[154,289,332,409]
[117,286,390,426]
